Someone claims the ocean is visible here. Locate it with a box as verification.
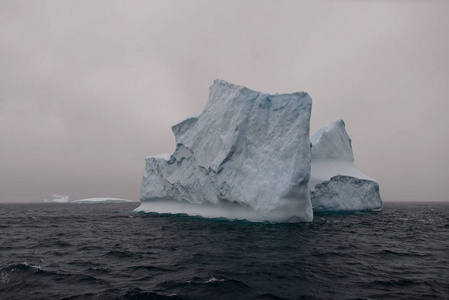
[0,201,447,300]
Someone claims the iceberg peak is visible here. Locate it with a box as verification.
[311,118,353,161]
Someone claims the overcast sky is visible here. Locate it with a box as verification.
[1,0,448,203]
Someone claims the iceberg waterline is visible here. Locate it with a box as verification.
[137,80,382,222]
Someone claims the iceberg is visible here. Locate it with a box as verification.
[137,79,313,222]
[309,119,382,212]
[137,80,382,222]
[71,197,133,204]
[44,194,70,203]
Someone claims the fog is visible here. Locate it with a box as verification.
[1,0,448,203]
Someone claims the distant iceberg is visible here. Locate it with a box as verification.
[44,194,70,203]
[71,198,133,204]
[136,80,382,222]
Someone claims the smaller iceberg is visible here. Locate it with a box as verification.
[309,119,382,212]
[44,194,70,203]
[71,197,133,204]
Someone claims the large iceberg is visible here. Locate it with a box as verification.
[309,119,382,212]
[137,80,382,222]
[138,79,313,222]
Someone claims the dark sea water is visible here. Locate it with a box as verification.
[0,202,448,300]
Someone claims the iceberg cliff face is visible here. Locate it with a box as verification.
[138,79,313,222]
[310,119,382,212]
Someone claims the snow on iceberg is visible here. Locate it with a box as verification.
[137,79,313,222]
[310,119,382,212]
[44,194,70,203]
[71,198,133,204]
